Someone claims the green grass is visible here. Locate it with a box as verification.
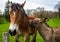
[47,18,60,28]
[0,23,9,42]
[0,23,44,42]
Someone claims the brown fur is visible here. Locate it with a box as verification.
[33,18,60,42]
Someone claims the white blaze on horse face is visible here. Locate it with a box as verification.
[13,12,16,17]
[9,24,18,32]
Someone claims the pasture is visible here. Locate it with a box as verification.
[0,18,60,42]
[47,18,60,28]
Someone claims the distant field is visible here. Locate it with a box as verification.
[0,18,60,42]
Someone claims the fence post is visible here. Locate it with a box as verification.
[3,32,9,42]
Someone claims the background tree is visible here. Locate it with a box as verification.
[0,9,6,24]
[4,0,10,22]
[55,1,60,18]
[0,9,3,16]
[36,7,45,18]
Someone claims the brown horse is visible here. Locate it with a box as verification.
[8,1,37,42]
[32,18,60,42]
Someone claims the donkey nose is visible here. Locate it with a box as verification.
[9,29,17,36]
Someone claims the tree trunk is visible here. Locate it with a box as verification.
[58,8,60,18]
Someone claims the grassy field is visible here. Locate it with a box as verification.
[47,18,60,28]
[0,18,60,42]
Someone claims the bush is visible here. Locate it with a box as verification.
[0,17,6,24]
[5,14,10,22]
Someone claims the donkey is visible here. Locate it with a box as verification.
[8,1,37,42]
[32,18,60,42]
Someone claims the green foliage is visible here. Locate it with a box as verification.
[0,17,6,24]
[5,14,10,22]
[55,1,60,18]
[4,1,10,22]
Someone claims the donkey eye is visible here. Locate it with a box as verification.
[40,22,43,23]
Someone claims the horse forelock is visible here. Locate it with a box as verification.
[10,3,27,17]
[11,3,21,12]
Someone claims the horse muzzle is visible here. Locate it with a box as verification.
[9,29,17,36]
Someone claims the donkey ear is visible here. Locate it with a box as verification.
[43,18,49,22]
[20,1,26,8]
[9,2,12,7]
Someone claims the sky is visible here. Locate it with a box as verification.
[0,0,60,12]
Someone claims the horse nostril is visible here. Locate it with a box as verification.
[14,29,16,33]
[9,29,17,36]
[9,29,11,34]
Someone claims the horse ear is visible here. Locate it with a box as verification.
[9,2,12,7]
[20,1,26,8]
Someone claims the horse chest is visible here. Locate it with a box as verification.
[19,21,29,31]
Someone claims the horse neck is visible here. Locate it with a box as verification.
[19,16,28,27]
[20,16,25,24]
[37,23,52,41]
[27,15,36,20]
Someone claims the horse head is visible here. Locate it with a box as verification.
[8,1,26,36]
